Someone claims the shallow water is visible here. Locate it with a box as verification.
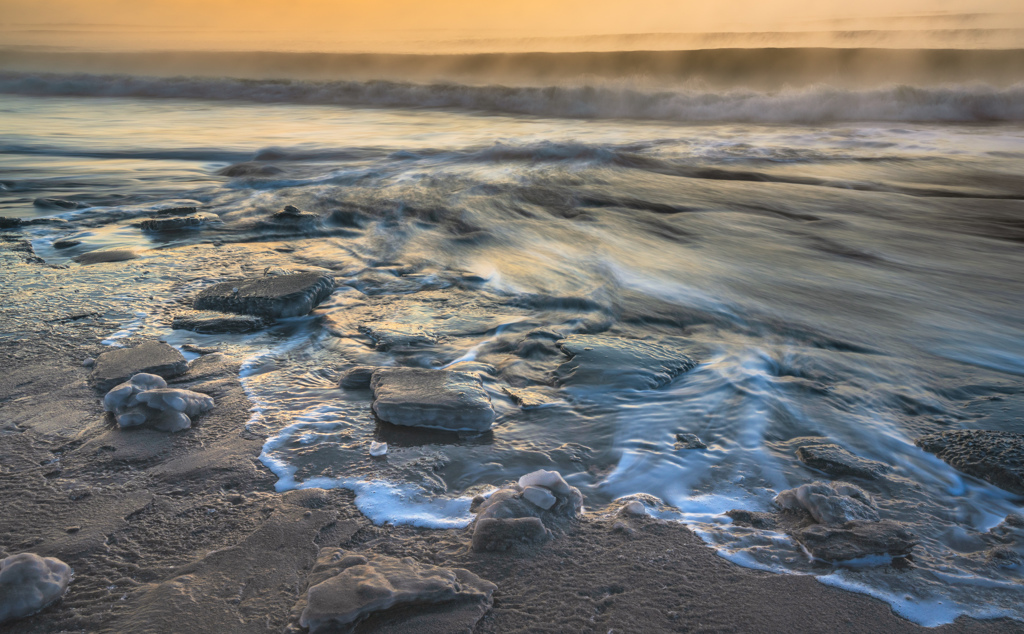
[2,85,1023,625]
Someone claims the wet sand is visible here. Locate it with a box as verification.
[0,238,1018,633]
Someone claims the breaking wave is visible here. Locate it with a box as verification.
[2,71,1023,123]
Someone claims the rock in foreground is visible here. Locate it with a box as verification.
[370,368,495,432]
[194,272,334,319]
[104,373,214,432]
[554,335,696,390]
[796,444,889,480]
[0,553,72,624]
[89,341,188,391]
[471,469,584,551]
[171,310,269,334]
[916,430,1024,495]
[794,520,918,562]
[298,550,496,634]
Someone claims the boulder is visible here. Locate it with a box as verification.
[554,335,696,390]
[140,212,218,232]
[796,444,889,480]
[0,553,72,624]
[916,430,1024,495]
[794,520,918,562]
[103,373,214,432]
[171,310,269,334]
[89,341,188,391]
[370,368,495,432]
[193,272,335,319]
[774,482,879,525]
[298,550,496,634]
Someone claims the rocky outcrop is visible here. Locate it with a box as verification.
[916,430,1024,495]
[73,248,139,265]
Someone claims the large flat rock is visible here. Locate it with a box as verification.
[193,272,334,319]
[89,341,188,391]
[554,334,696,390]
[370,368,495,432]
[916,430,1024,495]
[171,310,269,334]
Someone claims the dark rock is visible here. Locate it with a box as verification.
[217,162,283,178]
[916,430,1024,495]
[74,248,139,265]
[152,206,198,216]
[725,509,777,529]
[0,217,23,229]
[52,239,81,249]
[675,433,707,450]
[33,197,87,210]
[555,334,696,390]
[370,368,494,432]
[140,213,218,232]
[796,444,889,480]
[89,341,189,391]
[181,344,219,355]
[193,272,335,319]
[471,517,550,551]
[793,520,918,562]
[358,323,439,351]
[338,366,375,389]
[271,205,321,225]
[775,482,879,525]
[171,310,269,334]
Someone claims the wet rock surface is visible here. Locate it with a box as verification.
[370,368,495,432]
[501,386,560,408]
[471,470,584,551]
[775,482,880,525]
[554,334,696,390]
[73,248,139,265]
[795,520,919,562]
[89,340,188,391]
[104,373,214,432]
[140,212,218,232]
[916,430,1024,495]
[33,197,88,210]
[358,323,440,351]
[271,205,321,226]
[675,432,707,450]
[51,238,81,249]
[194,272,335,319]
[0,553,72,624]
[338,366,375,389]
[796,443,889,480]
[297,550,496,634]
[171,310,269,334]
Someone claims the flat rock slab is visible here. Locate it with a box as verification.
[370,368,495,432]
[89,341,188,391]
[298,550,496,634]
[916,430,1024,495]
[796,444,889,480]
[555,335,696,390]
[359,323,440,351]
[171,310,269,334]
[794,519,918,562]
[194,272,335,319]
[74,248,139,265]
[140,213,218,231]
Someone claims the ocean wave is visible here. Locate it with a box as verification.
[1,72,1023,123]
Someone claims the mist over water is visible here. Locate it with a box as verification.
[1,19,1023,627]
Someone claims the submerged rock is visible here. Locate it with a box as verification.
[104,373,214,432]
[271,205,321,226]
[502,386,559,408]
[370,368,495,432]
[298,550,496,634]
[338,366,376,389]
[33,197,87,210]
[171,310,269,334]
[794,520,918,562]
[675,432,707,450]
[774,482,879,525]
[0,216,23,229]
[193,272,335,319]
[358,323,439,351]
[51,238,81,249]
[73,248,139,265]
[796,444,889,480]
[369,441,388,457]
[139,212,218,232]
[554,334,696,390]
[0,553,72,624]
[89,341,188,391]
[916,430,1024,495]
[471,469,584,551]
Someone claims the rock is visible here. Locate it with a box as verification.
[181,344,219,355]
[89,341,188,391]
[554,335,696,390]
[0,217,23,229]
[271,205,321,225]
[217,162,283,178]
[502,386,559,408]
[369,441,388,457]
[611,520,636,536]
[774,482,879,525]
[193,272,335,319]
[725,509,777,529]
[171,310,269,334]
[52,239,81,249]
[518,469,572,495]
[916,430,1024,495]
[82,357,95,368]
[471,517,550,551]
[793,520,918,562]
[620,500,648,516]
[73,248,139,265]
[338,366,376,389]
[298,550,496,634]
[140,212,218,232]
[103,373,214,432]
[675,433,707,450]
[358,323,439,351]
[0,553,72,624]
[522,485,556,510]
[796,444,888,480]
[33,197,87,210]
[370,368,495,432]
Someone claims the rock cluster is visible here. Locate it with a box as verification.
[0,553,72,624]
[470,469,583,551]
[104,373,214,432]
[370,368,495,432]
[297,550,496,634]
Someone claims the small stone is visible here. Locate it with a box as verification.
[52,239,81,249]
[620,500,647,516]
[502,386,559,408]
[181,344,218,355]
[724,509,777,529]
[611,521,636,536]
[675,433,707,450]
[82,357,95,368]
[271,205,321,225]
[555,334,696,390]
[522,485,556,510]
[471,517,550,551]
[140,213,218,232]
[775,482,879,525]
[518,469,571,495]
[369,441,388,457]
[65,526,80,534]
[358,324,439,351]
[33,197,86,210]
